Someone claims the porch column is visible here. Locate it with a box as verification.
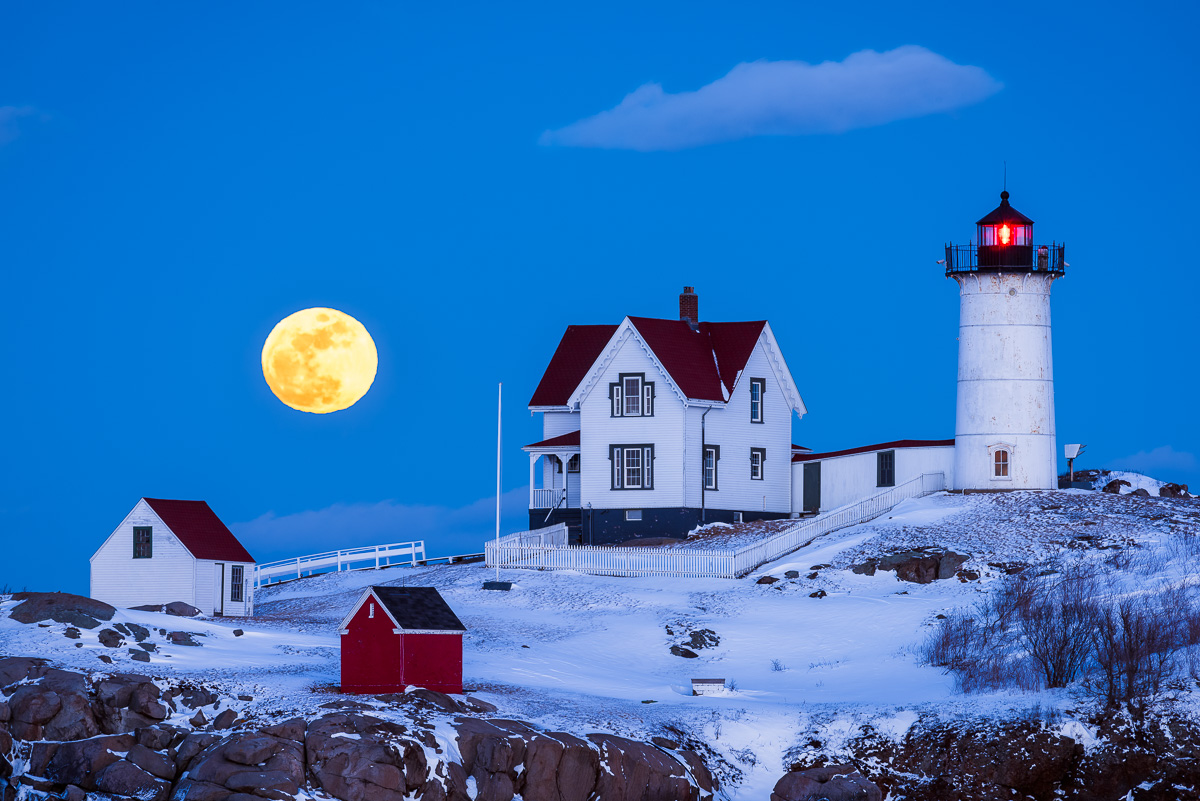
[555,451,574,507]
[528,452,538,508]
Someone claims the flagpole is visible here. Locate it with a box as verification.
[495,382,502,583]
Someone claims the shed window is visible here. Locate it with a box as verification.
[994,449,1010,477]
[625,510,642,521]
[750,378,765,423]
[230,566,244,602]
[877,450,896,487]
[133,527,152,559]
[750,448,765,480]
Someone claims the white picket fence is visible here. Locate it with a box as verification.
[484,472,946,579]
[253,540,428,589]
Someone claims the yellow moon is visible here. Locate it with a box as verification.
[261,308,378,414]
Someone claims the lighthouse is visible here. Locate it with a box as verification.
[945,192,1066,490]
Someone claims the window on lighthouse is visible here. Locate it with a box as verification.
[994,450,1010,478]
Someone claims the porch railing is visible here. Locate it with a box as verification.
[487,472,946,579]
[945,242,1065,276]
[531,488,567,509]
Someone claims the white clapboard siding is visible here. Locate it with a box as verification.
[700,340,793,513]
[542,410,581,438]
[90,500,196,610]
[195,559,254,617]
[792,445,956,513]
[580,335,687,508]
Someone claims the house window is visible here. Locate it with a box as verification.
[750,448,765,480]
[626,510,642,521]
[611,445,654,489]
[610,374,654,417]
[994,449,1009,478]
[704,445,720,490]
[750,378,765,423]
[230,566,244,602]
[877,450,896,487]
[567,455,580,473]
[133,527,152,559]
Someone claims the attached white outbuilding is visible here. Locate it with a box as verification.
[90,498,256,616]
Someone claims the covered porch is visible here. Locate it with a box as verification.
[522,431,581,521]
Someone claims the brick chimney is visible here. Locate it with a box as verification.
[679,286,698,329]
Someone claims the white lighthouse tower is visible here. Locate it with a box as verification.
[946,191,1066,490]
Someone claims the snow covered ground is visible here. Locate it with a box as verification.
[4,480,1199,799]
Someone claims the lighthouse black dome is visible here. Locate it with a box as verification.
[976,190,1035,226]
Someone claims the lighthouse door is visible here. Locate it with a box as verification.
[803,463,821,514]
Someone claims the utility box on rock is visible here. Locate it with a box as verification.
[339,586,466,695]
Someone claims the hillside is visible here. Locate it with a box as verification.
[3,482,1200,799]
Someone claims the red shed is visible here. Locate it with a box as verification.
[339,585,466,695]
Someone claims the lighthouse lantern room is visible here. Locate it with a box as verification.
[945,192,1068,491]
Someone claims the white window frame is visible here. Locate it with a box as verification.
[610,374,654,417]
[749,378,765,423]
[987,442,1015,481]
[750,448,765,481]
[704,446,719,490]
[611,445,654,490]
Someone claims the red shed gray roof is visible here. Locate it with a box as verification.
[372,586,466,632]
[529,317,766,407]
[142,498,255,563]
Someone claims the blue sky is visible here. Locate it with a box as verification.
[2,2,1196,595]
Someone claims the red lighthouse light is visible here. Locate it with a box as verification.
[997,224,1011,245]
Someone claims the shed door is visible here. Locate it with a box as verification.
[803,463,821,514]
[214,563,225,616]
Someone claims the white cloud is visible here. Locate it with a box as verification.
[0,106,35,145]
[1106,446,1197,479]
[540,46,1002,151]
[231,486,531,564]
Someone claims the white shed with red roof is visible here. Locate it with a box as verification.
[89,498,256,616]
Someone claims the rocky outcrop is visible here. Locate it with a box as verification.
[851,550,969,583]
[1158,482,1191,499]
[8,592,116,629]
[772,764,881,801]
[1102,479,1132,494]
[782,712,1200,801]
[130,601,202,617]
[1,658,714,801]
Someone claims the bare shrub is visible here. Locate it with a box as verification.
[1017,570,1099,688]
[770,659,787,672]
[1084,594,1179,711]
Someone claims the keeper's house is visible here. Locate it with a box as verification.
[90,498,256,617]
[525,287,809,544]
[339,586,466,695]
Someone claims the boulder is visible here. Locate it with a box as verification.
[166,601,202,617]
[168,631,202,646]
[854,551,969,584]
[407,687,464,713]
[771,764,881,801]
[42,733,135,790]
[588,733,698,801]
[307,713,429,799]
[127,743,177,781]
[1160,482,1191,498]
[8,592,116,629]
[98,628,124,648]
[1103,478,1132,494]
[784,570,800,579]
[669,645,699,658]
[1129,488,1151,498]
[213,708,238,729]
[756,575,779,585]
[94,759,171,801]
[809,590,827,599]
[0,657,48,688]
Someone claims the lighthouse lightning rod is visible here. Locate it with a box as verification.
[495,382,502,583]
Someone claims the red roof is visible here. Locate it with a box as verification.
[529,317,767,407]
[143,498,255,563]
[792,439,955,463]
[523,430,581,450]
[528,325,619,407]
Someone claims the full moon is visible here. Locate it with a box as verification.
[261,308,378,414]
